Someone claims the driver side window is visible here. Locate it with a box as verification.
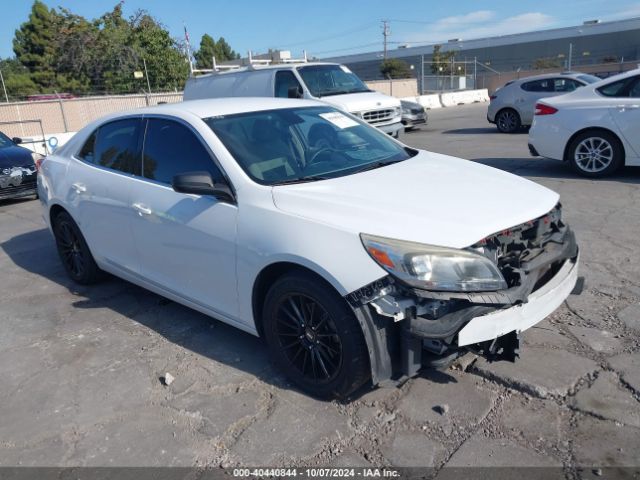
[274,71,303,98]
[142,118,224,185]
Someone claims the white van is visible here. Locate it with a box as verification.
[183,62,403,137]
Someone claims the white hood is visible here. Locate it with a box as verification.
[319,91,400,114]
[272,151,559,249]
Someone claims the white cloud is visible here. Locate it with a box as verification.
[404,10,556,44]
[599,3,640,20]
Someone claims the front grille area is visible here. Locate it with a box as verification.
[362,108,395,124]
[0,180,37,200]
[473,204,566,288]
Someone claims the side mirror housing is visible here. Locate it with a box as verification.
[172,171,234,203]
[12,137,22,144]
[288,86,304,99]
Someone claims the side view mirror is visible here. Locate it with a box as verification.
[172,171,234,203]
[288,86,304,99]
[12,137,22,144]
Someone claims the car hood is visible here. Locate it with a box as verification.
[271,151,559,249]
[319,91,400,114]
[0,145,34,167]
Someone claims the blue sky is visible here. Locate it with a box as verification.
[1,0,639,59]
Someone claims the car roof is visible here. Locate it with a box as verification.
[193,61,341,77]
[98,97,329,123]
[511,72,587,83]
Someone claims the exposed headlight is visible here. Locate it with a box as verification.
[360,234,507,292]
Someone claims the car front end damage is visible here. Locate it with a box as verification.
[346,204,581,384]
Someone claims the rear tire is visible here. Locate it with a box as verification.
[496,108,521,133]
[262,271,371,399]
[53,211,103,284]
[567,130,623,178]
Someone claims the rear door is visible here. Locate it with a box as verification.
[67,118,142,273]
[519,79,555,124]
[604,75,640,159]
[129,117,239,319]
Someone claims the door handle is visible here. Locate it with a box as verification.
[71,183,86,194]
[132,203,152,216]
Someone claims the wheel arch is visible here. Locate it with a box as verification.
[563,127,626,164]
[250,260,393,386]
[251,261,347,337]
[48,202,70,227]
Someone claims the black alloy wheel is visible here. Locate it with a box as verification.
[53,211,102,284]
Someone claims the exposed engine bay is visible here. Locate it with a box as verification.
[347,204,581,384]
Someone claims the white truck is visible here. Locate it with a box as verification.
[183,60,403,137]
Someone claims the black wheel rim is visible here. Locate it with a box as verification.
[56,221,85,278]
[274,294,343,383]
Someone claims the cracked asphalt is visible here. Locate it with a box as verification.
[0,103,639,475]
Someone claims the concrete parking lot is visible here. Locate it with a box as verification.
[1,103,639,474]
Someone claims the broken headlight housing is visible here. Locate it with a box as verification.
[360,234,507,292]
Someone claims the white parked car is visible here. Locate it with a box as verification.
[529,68,640,177]
[38,98,580,399]
[487,72,600,133]
[184,62,403,137]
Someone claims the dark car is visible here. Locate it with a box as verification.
[400,100,428,131]
[0,131,39,201]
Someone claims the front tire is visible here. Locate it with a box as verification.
[567,130,623,177]
[262,271,371,399]
[53,211,103,284]
[496,108,521,133]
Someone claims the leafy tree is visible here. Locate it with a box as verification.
[0,58,38,99]
[431,45,456,75]
[13,0,59,89]
[380,58,413,79]
[194,34,217,69]
[195,34,240,69]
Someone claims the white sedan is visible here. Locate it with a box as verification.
[528,68,640,177]
[38,98,580,398]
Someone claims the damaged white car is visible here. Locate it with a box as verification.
[38,98,580,399]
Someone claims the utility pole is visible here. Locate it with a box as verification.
[382,20,390,59]
[0,69,8,103]
[568,43,573,70]
[143,58,152,94]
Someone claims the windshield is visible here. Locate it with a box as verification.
[205,106,415,186]
[0,132,14,149]
[297,65,370,97]
[577,74,601,84]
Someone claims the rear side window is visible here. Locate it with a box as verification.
[142,118,224,185]
[598,76,640,98]
[554,78,582,92]
[521,79,553,92]
[82,118,142,175]
[274,70,303,98]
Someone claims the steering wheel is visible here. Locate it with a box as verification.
[307,147,336,166]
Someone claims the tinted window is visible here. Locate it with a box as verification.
[92,119,142,175]
[78,130,96,162]
[274,70,302,98]
[598,76,640,97]
[554,78,582,92]
[521,79,553,92]
[0,131,13,148]
[142,118,224,184]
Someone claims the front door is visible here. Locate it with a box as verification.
[607,75,640,160]
[129,117,239,320]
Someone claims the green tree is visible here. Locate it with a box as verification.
[194,33,217,69]
[0,58,38,99]
[13,0,60,89]
[431,45,456,75]
[380,58,413,79]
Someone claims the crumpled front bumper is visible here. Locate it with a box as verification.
[457,251,578,346]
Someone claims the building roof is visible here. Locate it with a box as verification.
[324,16,640,63]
